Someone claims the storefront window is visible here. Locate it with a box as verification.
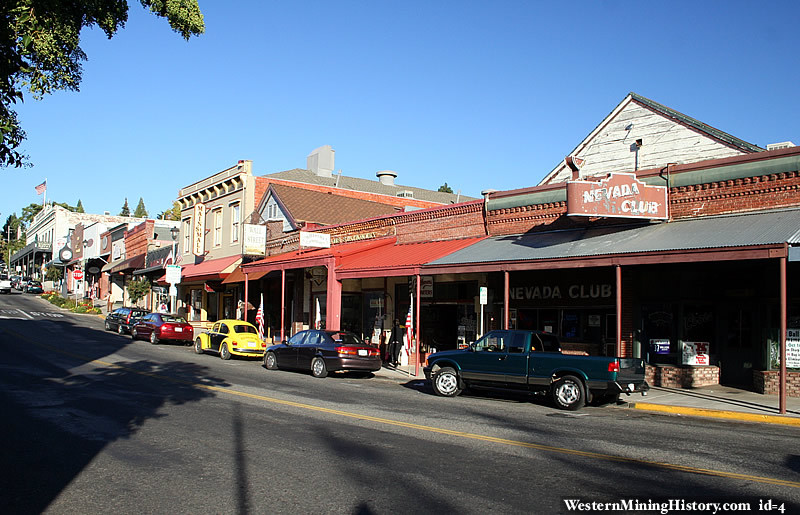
[207,292,219,322]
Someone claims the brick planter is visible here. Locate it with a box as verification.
[752,370,800,396]
[646,364,720,388]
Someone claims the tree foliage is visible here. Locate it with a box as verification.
[75,199,84,212]
[437,182,453,193]
[0,1,205,168]
[158,200,181,220]
[126,277,150,304]
[119,197,130,216]
[133,196,147,218]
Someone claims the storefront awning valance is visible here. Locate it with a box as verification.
[102,254,145,274]
[336,237,485,279]
[166,255,241,284]
[425,207,800,273]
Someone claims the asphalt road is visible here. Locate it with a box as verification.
[1,292,799,514]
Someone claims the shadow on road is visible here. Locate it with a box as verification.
[0,314,229,514]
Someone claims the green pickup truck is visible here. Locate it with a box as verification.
[423,329,649,410]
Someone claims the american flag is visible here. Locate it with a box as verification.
[255,294,265,340]
[35,180,47,195]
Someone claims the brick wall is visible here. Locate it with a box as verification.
[125,220,154,257]
[646,364,720,388]
[753,370,800,397]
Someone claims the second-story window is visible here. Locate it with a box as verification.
[213,208,223,247]
[231,202,240,243]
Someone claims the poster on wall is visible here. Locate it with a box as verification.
[787,329,800,368]
[650,339,671,355]
[681,341,710,365]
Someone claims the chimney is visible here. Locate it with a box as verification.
[307,145,335,178]
[376,170,397,186]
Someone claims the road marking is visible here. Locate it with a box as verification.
[17,309,33,319]
[10,328,800,490]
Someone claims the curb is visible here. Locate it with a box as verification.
[632,402,800,427]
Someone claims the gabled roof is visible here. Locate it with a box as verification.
[539,92,764,185]
[264,168,475,205]
[629,93,763,153]
[266,183,401,228]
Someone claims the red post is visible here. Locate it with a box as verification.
[243,273,249,321]
[415,273,422,377]
[504,271,509,330]
[280,269,285,343]
[615,264,622,358]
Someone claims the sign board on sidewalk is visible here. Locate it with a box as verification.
[479,286,488,305]
[787,329,800,368]
[72,269,84,281]
[165,265,182,284]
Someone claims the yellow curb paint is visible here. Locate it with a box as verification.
[10,328,800,490]
[633,402,800,427]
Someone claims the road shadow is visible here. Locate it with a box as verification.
[0,315,229,514]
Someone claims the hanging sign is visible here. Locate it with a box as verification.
[244,224,267,255]
[192,203,206,257]
[567,172,668,219]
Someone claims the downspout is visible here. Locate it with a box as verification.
[780,244,787,414]
[481,189,496,236]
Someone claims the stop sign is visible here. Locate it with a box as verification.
[73,269,84,281]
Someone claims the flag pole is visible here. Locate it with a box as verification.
[43,178,47,206]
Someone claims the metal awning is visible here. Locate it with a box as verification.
[426,207,800,273]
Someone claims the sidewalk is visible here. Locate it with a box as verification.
[373,365,800,426]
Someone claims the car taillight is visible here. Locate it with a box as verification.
[336,346,378,356]
[231,340,238,348]
[608,362,620,373]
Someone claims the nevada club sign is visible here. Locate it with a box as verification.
[567,172,668,220]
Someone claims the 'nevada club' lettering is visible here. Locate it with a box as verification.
[567,172,668,219]
[510,284,613,300]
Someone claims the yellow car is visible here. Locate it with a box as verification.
[194,319,266,359]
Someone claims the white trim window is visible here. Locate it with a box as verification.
[230,202,240,243]
[213,208,223,247]
[182,218,191,254]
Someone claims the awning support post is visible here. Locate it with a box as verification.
[615,264,622,358]
[780,250,787,415]
[504,270,509,330]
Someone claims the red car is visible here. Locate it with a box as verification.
[131,313,194,345]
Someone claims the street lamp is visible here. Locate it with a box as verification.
[169,226,180,313]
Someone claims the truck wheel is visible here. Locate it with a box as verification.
[551,375,585,410]
[432,367,462,397]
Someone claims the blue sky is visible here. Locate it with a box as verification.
[2,0,799,224]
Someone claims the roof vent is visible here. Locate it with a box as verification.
[396,190,414,198]
[307,145,335,178]
[766,141,796,151]
[376,170,397,186]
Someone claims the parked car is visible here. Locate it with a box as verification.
[194,319,266,359]
[13,276,27,290]
[104,307,150,335]
[423,329,648,410]
[23,280,44,294]
[263,329,382,378]
[0,274,12,294]
[131,313,194,345]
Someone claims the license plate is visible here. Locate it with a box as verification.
[175,327,183,332]
[247,341,256,348]
[358,349,368,356]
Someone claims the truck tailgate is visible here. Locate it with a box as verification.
[617,358,646,383]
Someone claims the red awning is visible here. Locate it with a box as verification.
[102,253,146,275]
[158,255,241,284]
[242,238,396,275]
[336,237,485,279]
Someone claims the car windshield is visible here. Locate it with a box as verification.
[162,315,186,323]
[29,281,41,286]
[326,331,363,345]
[233,324,258,334]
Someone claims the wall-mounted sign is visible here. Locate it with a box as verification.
[193,203,206,257]
[567,172,668,219]
[682,341,710,365]
[409,276,434,298]
[244,224,267,255]
[300,231,331,249]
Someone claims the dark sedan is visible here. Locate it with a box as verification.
[131,313,195,345]
[104,307,150,335]
[23,280,44,294]
[264,329,382,378]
